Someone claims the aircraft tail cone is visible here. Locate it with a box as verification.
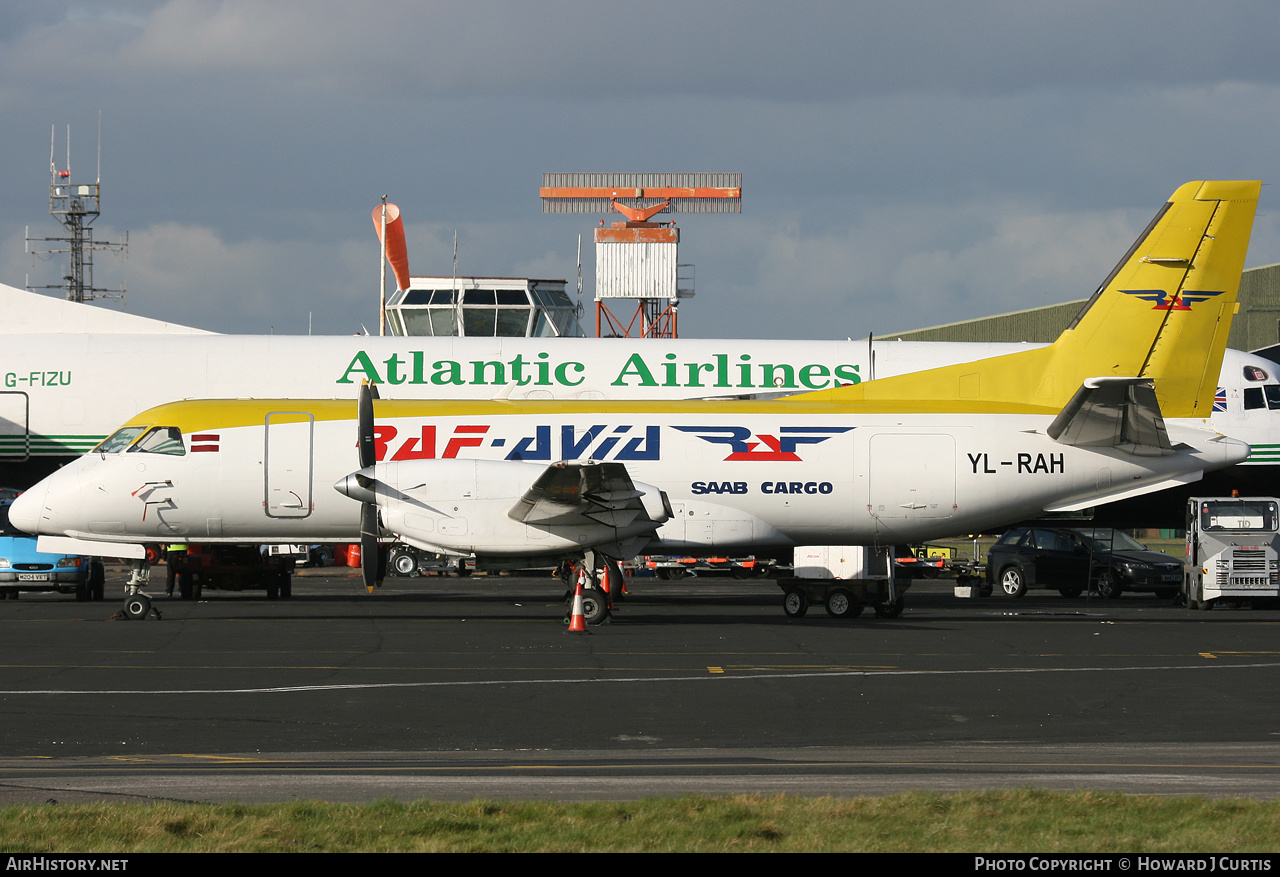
[565,569,589,634]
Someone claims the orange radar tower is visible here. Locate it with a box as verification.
[540,173,741,338]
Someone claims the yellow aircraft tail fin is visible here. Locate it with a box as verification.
[804,181,1261,417]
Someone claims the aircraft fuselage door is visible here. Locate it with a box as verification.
[0,392,30,460]
[264,411,314,518]
[867,432,957,520]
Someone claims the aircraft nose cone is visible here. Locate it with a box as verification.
[7,483,48,535]
[334,470,378,504]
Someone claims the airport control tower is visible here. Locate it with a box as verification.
[385,276,584,338]
[373,202,585,338]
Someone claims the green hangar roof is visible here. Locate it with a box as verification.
[877,262,1280,353]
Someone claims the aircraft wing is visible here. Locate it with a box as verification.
[508,460,670,530]
[1047,378,1173,456]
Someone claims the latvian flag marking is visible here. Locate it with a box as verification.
[191,433,220,453]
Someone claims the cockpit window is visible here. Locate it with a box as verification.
[1245,365,1270,382]
[95,427,147,454]
[127,426,186,456]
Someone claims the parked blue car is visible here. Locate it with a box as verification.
[0,488,104,601]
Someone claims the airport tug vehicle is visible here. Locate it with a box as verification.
[1184,496,1280,610]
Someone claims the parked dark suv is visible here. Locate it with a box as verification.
[986,527,1183,599]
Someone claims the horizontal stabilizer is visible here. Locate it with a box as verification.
[1047,378,1172,456]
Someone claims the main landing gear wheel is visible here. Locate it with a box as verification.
[602,558,626,603]
[390,550,417,577]
[783,589,808,617]
[579,590,607,625]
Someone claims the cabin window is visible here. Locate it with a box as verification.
[127,426,186,456]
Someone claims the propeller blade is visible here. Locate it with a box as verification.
[358,381,378,469]
[361,502,382,593]
[356,381,385,593]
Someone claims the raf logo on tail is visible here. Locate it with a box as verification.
[1121,290,1224,310]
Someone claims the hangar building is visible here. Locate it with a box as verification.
[877,262,1280,360]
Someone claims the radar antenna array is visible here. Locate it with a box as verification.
[540,173,740,338]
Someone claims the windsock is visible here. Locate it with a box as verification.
[371,203,411,291]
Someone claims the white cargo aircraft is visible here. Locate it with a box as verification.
[9,180,1263,613]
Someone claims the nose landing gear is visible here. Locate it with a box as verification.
[116,557,161,620]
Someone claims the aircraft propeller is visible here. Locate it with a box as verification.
[357,381,386,593]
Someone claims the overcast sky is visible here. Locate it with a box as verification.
[3,1,1279,339]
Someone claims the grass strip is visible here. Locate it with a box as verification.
[2,789,1279,852]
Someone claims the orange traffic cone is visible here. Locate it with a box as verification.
[565,568,589,634]
[599,560,623,609]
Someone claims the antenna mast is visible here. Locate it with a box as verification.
[26,123,128,303]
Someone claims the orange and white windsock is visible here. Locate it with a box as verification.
[371,203,410,291]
